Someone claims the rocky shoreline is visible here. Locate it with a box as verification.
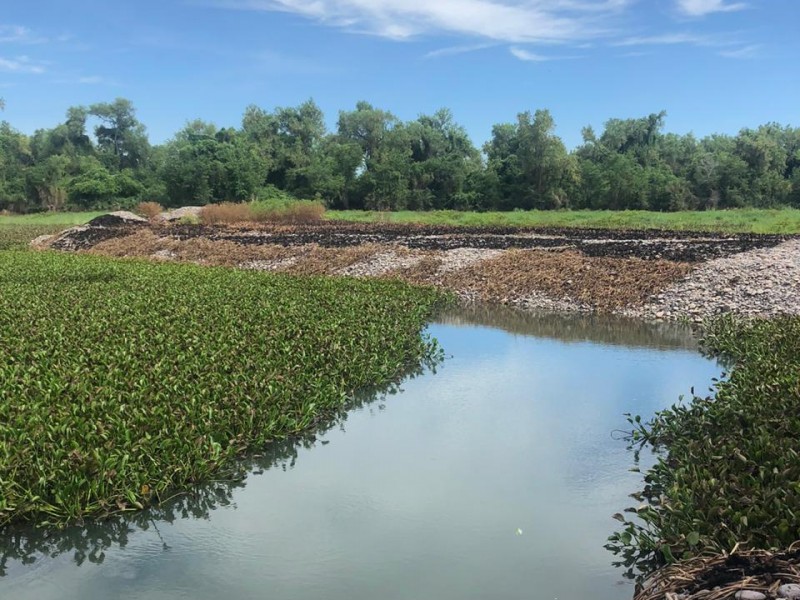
[33,211,800,322]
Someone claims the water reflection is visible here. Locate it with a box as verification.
[440,303,699,351]
[0,306,721,600]
[0,375,420,578]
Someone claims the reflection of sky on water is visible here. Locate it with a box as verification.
[1,308,722,600]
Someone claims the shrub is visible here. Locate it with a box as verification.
[136,201,164,219]
[199,200,325,225]
[255,201,326,224]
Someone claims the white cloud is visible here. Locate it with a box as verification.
[211,0,632,43]
[676,0,747,17]
[78,75,104,84]
[718,44,760,58]
[0,55,46,74]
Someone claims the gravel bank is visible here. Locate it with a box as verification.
[626,239,800,321]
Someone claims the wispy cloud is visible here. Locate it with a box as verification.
[424,43,495,59]
[209,0,632,44]
[0,55,46,74]
[718,43,760,58]
[50,74,118,85]
[0,24,48,44]
[614,32,713,46]
[676,0,747,17]
[509,46,578,62]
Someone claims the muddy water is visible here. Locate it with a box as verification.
[0,306,721,600]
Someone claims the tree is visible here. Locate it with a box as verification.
[89,98,150,170]
[0,122,32,211]
[161,120,268,206]
[336,102,406,209]
[484,110,575,210]
[406,109,482,209]
[66,159,119,207]
[26,155,70,211]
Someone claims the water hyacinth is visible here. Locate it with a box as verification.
[0,251,447,526]
[608,314,800,579]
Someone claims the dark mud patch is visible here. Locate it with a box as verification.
[48,220,792,262]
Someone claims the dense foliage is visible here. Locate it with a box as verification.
[0,251,446,525]
[608,315,800,578]
[1,99,799,213]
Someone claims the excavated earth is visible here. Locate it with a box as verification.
[35,214,800,321]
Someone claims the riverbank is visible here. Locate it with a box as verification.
[32,214,800,321]
[610,315,800,600]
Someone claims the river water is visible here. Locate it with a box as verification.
[0,306,722,600]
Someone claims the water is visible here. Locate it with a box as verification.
[0,306,722,600]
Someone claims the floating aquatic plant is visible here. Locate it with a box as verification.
[0,251,447,526]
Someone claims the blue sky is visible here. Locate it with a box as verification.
[1,0,797,148]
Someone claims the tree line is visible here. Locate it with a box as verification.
[1,97,798,213]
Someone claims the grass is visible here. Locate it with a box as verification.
[0,225,73,251]
[608,315,800,578]
[327,208,800,234]
[3,208,800,233]
[0,251,446,526]
[0,211,105,226]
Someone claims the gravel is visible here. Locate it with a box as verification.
[627,239,800,321]
[337,250,423,277]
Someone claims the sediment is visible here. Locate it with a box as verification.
[35,216,800,321]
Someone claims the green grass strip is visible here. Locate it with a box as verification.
[608,315,800,577]
[327,208,800,234]
[0,251,447,525]
[0,212,105,226]
[3,207,800,233]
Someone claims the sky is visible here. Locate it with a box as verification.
[0,0,797,148]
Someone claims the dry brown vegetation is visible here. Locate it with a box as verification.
[85,228,694,313]
[200,201,326,225]
[259,202,326,224]
[200,202,254,225]
[135,201,164,219]
[437,250,694,312]
[89,229,294,267]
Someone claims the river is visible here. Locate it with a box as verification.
[0,306,722,600]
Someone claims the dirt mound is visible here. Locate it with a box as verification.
[87,211,148,227]
[156,206,203,222]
